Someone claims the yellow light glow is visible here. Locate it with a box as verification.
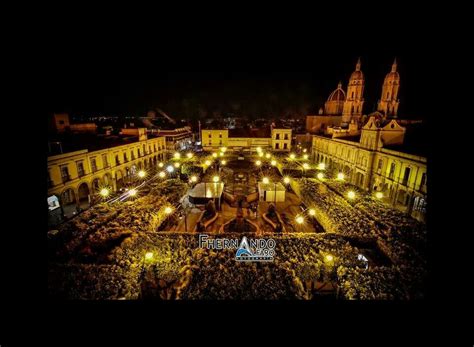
[265,153,271,159]
[187,152,193,158]
[317,172,324,180]
[262,177,270,184]
[174,152,181,159]
[325,254,334,262]
[337,172,345,180]
[347,191,356,199]
[219,152,224,157]
[271,160,277,166]
[129,189,138,197]
[220,147,227,152]
[205,160,211,166]
[303,154,309,160]
[256,160,261,166]
[318,163,326,170]
[258,152,264,157]
[213,176,220,183]
[190,175,198,183]
[289,153,296,159]
[296,215,304,224]
[158,162,164,168]
[138,170,146,178]
[303,163,310,169]
[221,160,227,165]
[375,192,384,199]
[145,252,154,260]
[212,153,218,158]
[99,188,109,197]
[303,149,307,153]
[256,147,262,153]
[159,171,166,178]
[164,207,173,214]
[283,177,290,184]
[174,162,180,168]
[309,209,316,216]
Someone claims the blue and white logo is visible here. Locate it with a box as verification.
[235,236,275,262]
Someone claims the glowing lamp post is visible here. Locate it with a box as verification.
[337,172,345,180]
[375,192,384,199]
[138,170,146,179]
[295,215,305,225]
[347,191,356,200]
[317,172,324,180]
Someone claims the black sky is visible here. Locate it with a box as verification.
[51,53,427,120]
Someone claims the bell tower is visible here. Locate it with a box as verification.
[377,58,400,118]
[342,58,365,125]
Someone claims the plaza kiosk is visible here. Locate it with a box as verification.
[258,182,286,203]
[188,182,224,210]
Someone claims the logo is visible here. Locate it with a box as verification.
[198,235,276,262]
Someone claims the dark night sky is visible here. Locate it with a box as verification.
[50,54,427,120]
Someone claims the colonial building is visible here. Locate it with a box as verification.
[47,129,167,220]
[311,114,427,221]
[201,127,292,152]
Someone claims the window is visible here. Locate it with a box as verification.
[275,143,280,149]
[102,154,109,168]
[115,155,120,166]
[284,134,289,140]
[131,150,135,160]
[420,172,427,188]
[403,167,411,185]
[154,144,157,152]
[77,161,85,177]
[219,133,222,138]
[377,159,383,173]
[283,143,288,149]
[123,153,128,162]
[138,148,141,157]
[208,134,211,138]
[389,163,396,179]
[91,158,97,172]
[209,140,212,145]
[276,134,280,140]
[59,120,65,125]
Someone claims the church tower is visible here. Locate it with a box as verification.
[377,58,400,118]
[342,58,365,125]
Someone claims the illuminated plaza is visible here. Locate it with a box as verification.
[48,59,427,300]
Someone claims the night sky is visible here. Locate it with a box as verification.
[50,54,427,120]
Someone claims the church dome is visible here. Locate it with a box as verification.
[384,58,400,82]
[327,83,346,102]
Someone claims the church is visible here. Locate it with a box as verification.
[306,58,401,134]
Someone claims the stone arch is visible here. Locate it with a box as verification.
[115,170,124,189]
[60,187,77,218]
[77,182,91,209]
[103,173,112,187]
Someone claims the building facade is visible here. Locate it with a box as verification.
[47,133,166,218]
[201,128,292,152]
[311,116,427,221]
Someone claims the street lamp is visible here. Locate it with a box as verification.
[325,254,334,263]
[129,188,138,197]
[295,215,305,224]
[174,162,180,168]
[347,191,356,200]
[258,152,264,157]
[255,160,262,166]
[145,252,154,261]
[262,177,270,184]
[159,171,166,178]
[303,154,309,160]
[375,192,384,199]
[221,160,227,165]
[187,152,193,159]
[289,153,296,160]
[213,176,220,183]
[158,162,164,168]
[309,208,316,216]
[164,206,173,214]
[303,163,310,170]
[174,152,181,159]
[205,160,212,166]
[265,153,271,159]
[317,172,324,180]
[283,176,290,184]
[166,165,174,173]
[318,163,326,170]
[337,172,345,180]
[99,188,110,198]
[256,147,262,153]
[212,153,218,158]
[271,160,277,166]
[138,170,146,178]
[190,175,198,183]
